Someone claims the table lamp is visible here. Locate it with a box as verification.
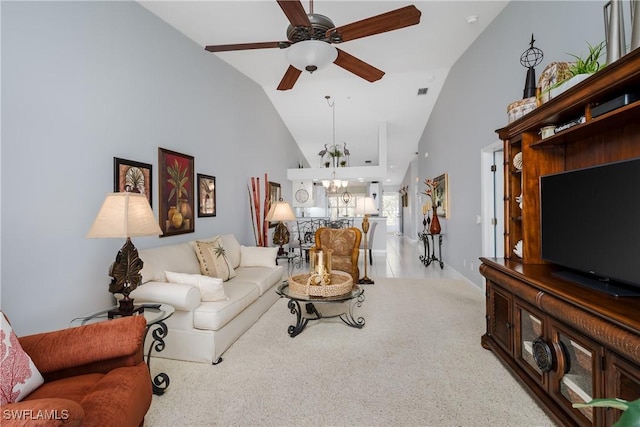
[356,196,377,284]
[87,192,162,317]
[265,199,296,256]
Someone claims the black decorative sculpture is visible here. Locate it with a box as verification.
[520,34,544,98]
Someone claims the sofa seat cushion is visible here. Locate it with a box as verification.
[139,242,201,283]
[25,363,151,427]
[193,281,259,331]
[233,266,283,296]
[130,281,201,311]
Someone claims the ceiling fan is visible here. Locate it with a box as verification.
[204,1,421,90]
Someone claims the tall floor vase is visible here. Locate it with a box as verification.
[429,208,441,235]
[605,0,626,64]
[632,0,640,50]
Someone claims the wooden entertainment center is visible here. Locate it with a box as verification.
[480,48,640,426]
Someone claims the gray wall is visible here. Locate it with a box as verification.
[412,1,605,287]
[1,1,303,335]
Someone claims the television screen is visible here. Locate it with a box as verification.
[540,157,640,296]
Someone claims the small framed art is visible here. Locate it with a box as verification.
[433,173,449,218]
[197,173,216,217]
[268,181,281,228]
[113,158,152,206]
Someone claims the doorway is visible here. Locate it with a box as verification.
[481,141,504,258]
[383,192,400,234]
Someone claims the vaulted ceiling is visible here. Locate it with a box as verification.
[139,1,508,186]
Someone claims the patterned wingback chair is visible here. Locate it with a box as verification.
[314,227,362,283]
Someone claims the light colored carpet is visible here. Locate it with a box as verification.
[144,278,554,426]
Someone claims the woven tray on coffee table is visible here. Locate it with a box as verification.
[288,270,353,297]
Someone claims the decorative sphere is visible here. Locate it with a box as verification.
[520,46,543,68]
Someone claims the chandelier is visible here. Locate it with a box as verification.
[322,171,348,192]
[321,95,348,192]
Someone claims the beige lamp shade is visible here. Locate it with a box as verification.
[265,201,296,222]
[87,192,162,238]
[355,197,377,216]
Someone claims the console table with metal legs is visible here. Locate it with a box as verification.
[418,232,444,269]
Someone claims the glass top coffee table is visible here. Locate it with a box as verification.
[276,276,365,338]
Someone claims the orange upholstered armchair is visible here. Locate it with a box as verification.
[3,315,152,427]
[314,227,362,283]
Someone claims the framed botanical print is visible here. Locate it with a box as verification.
[268,181,281,228]
[113,158,152,206]
[433,173,449,218]
[197,173,216,217]
[158,148,195,237]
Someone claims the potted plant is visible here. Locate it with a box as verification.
[340,160,347,167]
[573,397,640,427]
[549,41,605,98]
[328,146,343,168]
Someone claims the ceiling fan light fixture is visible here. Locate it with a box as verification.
[285,40,337,73]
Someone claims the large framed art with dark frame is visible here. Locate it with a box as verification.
[113,157,152,206]
[158,148,194,237]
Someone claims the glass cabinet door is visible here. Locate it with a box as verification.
[550,322,601,425]
[515,301,545,383]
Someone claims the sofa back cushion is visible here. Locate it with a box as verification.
[239,246,278,267]
[139,242,201,284]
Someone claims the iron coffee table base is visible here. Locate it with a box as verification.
[277,283,365,338]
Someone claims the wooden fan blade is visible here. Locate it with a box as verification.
[276,0,311,28]
[333,49,384,82]
[328,5,421,43]
[277,66,303,91]
[205,41,284,53]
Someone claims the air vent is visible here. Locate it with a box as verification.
[417,87,429,96]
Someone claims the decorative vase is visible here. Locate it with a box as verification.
[179,198,192,220]
[429,207,441,234]
[167,205,177,222]
[171,211,183,229]
[549,73,591,98]
[632,0,640,50]
[604,0,625,64]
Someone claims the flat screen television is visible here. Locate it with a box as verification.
[540,157,640,297]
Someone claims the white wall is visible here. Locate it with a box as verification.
[414,1,605,287]
[1,1,304,335]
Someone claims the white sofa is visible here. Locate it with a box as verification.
[130,234,284,364]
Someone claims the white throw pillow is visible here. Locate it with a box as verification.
[219,234,241,269]
[1,313,45,404]
[164,271,228,302]
[239,245,278,267]
[194,237,236,281]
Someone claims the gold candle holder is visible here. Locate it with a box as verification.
[310,248,332,285]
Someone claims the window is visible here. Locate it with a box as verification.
[326,192,366,219]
